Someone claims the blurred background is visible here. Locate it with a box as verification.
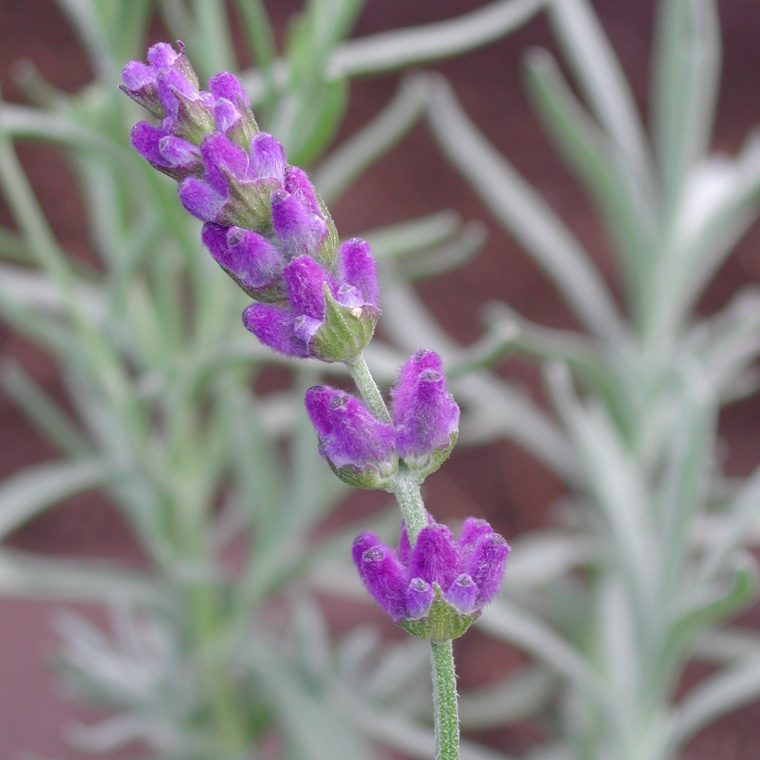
[1,1,760,758]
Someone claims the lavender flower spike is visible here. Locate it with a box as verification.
[352,518,510,640]
[305,386,397,489]
[392,350,460,478]
[122,42,382,364]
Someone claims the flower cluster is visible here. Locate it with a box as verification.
[305,350,459,488]
[122,43,508,641]
[122,42,379,362]
[353,518,509,640]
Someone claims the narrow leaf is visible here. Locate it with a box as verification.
[0,459,113,540]
[426,78,625,345]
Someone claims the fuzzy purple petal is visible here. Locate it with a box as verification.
[459,517,494,548]
[457,517,494,571]
[178,177,225,222]
[213,99,240,133]
[304,386,395,470]
[408,524,458,591]
[201,133,249,195]
[405,577,435,620]
[242,304,307,357]
[391,350,443,420]
[121,60,154,91]
[468,533,510,605]
[156,67,197,118]
[201,224,282,291]
[284,256,329,320]
[159,135,202,171]
[392,350,460,461]
[271,190,327,259]
[352,532,382,567]
[147,42,180,69]
[284,166,320,215]
[355,543,407,621]
[293,315,323,346]
[444,574,478,614]
[398,521,412,567]
[338,238,378,307]
[130,122,169,166]
[397,514,434,567]
[249,133,286,183]
[209,71,248,107]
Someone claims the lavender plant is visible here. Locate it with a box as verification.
[3,1,760,758]
[0,2,541,758]
[122,42,510,758]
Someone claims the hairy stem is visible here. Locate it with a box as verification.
[431,639,460,760]
[391,468,428,543]
[346,353,392,422]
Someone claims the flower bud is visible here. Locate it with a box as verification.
[271,190,327,260]
[201,224,285,302]
[352,519,510,641]
[304,386,398,489]
[242,239,380,363]
[208,72,259,146]
[158,68,215,142]
[352,534,407,621]
[405,577,435,620]
[178,134,278,229]
[130,122,202,180]
[120,41,199,119]
[391,350,459,478]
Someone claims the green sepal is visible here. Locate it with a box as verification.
[399,584,480,642]
[323,446,398,490]
[174,51,200,91]
[308,285,379,362]
[227,116,259,152]
[219,175,278,232]
[170,88,215,144]
[402,431,459,482]
[218,266,285,304]
[315,193,339,267]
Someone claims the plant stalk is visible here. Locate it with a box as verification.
[431,639,460,760]
[346,354,392,422]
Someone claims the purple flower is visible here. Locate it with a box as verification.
[271,189,327,260]
[243,238,380,362]
[121,41,199,119]
[130,122,202,180]
[303,351,458,482]
[201,224,284,301]
[392,350,459,471]
[208,72,259,145]
[123,45,257,149]
[178,132,281,229]
[304,386,397,488]
[352,517,510,639]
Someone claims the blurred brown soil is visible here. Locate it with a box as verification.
[1,1,760,758]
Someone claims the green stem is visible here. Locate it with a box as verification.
[431,640,460,760]
[346,353,392,422]
[180,503,249,757]
[189,583,250,757]
[390,468,428,543]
